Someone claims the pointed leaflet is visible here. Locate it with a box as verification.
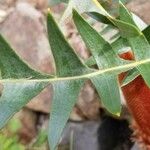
[92,1,150,86]
[0,34,51,79]
[0,81,48,129]
[85,37,130,67]
[73,10,122,114]
[143,25,150,44]
[87,12,113,25]
[47,12,87,150]
[121,68,140,87]
[119,1,150,87]
[0,35,51,128]
[92,0,141,38]
[47,12,89,77]
[48,80,84,150]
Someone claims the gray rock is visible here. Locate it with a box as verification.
[61,121,100,150]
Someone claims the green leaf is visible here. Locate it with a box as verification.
[87,12,113,25]
[91,0,141,37]
[0,35,51,79]
[85,56,96,67]
[73,9,122,69]
[1,4,150,150]
[111,37,129,54]
[47,12,89,77]
[91,73,121,114]
[73,9,121,114]
[0,34,51,129]
[47,12,89,150]
[0,81,49,129]
[119,2,137,26]
[48,80,84,150]
[119,1,150,87]
[85,37,130,67]
[143,25,150,44]
[121,68,140,86]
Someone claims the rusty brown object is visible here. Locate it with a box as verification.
[119,50,150,149]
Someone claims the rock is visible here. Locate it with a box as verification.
[18,0,48,10]
[27,85,53,113]
[60,120,100,150]
[0,0,48,10]
[0,2,54,74]
[127,0,150,24]
[15,108,38,144]
[75,81,101,120]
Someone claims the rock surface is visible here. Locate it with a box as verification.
[127,0,150,24]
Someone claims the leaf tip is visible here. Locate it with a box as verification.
[116,112,121,117]
[47,8,51,14]
[72,8,78,17]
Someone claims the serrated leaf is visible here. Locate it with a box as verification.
[0,81,49,129]
[48,80,84,150]
[73,10,121,114]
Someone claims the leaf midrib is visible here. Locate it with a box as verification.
[0,59,150,83]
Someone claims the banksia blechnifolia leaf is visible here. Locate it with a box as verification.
[1,1,150,149]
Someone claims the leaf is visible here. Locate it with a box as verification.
[143,25,150,44]
[47,12,89,77]
[1,5,150,150]
[132,13,147,31]
[121,68,140,86]
[48,80,84,150]
[47,12,89,150]
[85,37,130,67]
[119,1,150,87]
[0,81,49,129]
[91,73,121,113]
[85,56,96,67]
[73,9,121,114]
[92,0,141,37]
[0,35,51,79]
[87,12,113,25]
[0,35,51,129]
[73,10,122,69]
[119,2,136,26]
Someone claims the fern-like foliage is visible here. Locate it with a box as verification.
[0,1,150,150]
